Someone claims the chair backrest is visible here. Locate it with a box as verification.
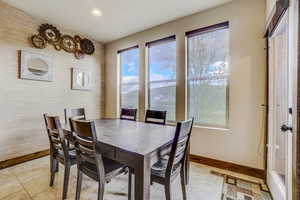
[120,108,137,121]
[43,114,69,160]
[64,108,86,124]
[70,119,105,180]
[145,109,167,125]
[166,118,194,176]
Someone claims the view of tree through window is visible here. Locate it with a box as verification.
[120,47,139,109]
[187,25,229,127]
[148,38,176,121]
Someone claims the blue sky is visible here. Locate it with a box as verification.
[121,28,228,87]
[149,41,176,81]
[121,41,176,85]
[121,48,139,83]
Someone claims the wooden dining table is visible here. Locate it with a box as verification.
[63,118,176,200]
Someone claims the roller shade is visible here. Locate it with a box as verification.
[117,45,139,54]
[145,35,176,47]
[185,21,229,38]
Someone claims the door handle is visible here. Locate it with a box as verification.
[280,124,293,132]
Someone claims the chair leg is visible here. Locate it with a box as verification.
[62,164,71,199]
[97,181,105,200]
[180,168,187,200]
[50,158,57,186]
[55,159,59,172]
[128,169,132,200]
[185,158,189,185]
[50,171,55,187]
[75,170,83,200]
[164,182,172,200]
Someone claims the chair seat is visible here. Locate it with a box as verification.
[151,158,181,179]
[80,158,124,181]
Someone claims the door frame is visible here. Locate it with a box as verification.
[267,11,291,200]
[295,0,300,199]
[266,0,299,200]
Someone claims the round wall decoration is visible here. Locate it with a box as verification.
[31,35,46,49]
[75,49,85,60]
[54,43,62,51]
[38,24,61,44]
[31,23,94,59]
[80,39,95,55]
[60,35,77,53]
[74,35,82,43]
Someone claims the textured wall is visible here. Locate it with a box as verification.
[0,1,105,161]
[105,0,267,169]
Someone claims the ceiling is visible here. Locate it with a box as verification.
[3,0,231,43]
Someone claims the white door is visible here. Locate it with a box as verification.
[267,10,294,200]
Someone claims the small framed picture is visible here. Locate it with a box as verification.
[72,68,92,90]
[20,50,53,81]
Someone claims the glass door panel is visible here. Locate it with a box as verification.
[273,15,288,186]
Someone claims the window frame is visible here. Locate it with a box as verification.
[118,45,140,112]
[186,22,230,128]
[146,35,177,122]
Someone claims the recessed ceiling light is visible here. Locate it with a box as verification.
[91,8,102,17]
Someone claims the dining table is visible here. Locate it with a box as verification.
[63,118,177,200]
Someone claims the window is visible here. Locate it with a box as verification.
[119,46,139,109]
[186,22,229,127]
[147,36,176,121]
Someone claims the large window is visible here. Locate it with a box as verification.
[147,36,176,121]
[119,46,139,109]
[187,22,229,127]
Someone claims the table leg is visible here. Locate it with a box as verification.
[134,155,151,200]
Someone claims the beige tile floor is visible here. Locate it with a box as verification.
[0,156,265,200]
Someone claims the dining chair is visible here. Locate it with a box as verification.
[145,109,167,125]
[69,119,127,200]
[43,114,77,200]
[120,108,138,121]
[128,118,194,200]
[64,108,86,124]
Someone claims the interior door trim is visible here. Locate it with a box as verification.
[296,1,300,199]
[265,0,289,37]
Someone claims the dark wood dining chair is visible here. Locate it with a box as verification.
[128,118,194,200]
[43,114,77,200]
[120,108,137,121]
[69,119,127,200]
[145,109,167,125]
[64,108,86,124]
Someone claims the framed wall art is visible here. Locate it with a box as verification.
[72,68,92,90]
[20,50,53,82]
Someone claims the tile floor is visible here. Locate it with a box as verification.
[0,156,265,200]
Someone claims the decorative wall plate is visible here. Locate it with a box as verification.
[54,43,62,51]
[74,35,82,43]
[80,39,95,55]
[31,35,46,49]
[75,50,85,60]
[31,23,95,58]
[39,24,61,44]
[61,35,77,53]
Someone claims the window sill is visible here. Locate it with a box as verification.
[166,122,230,131]
[193,124,230,131]
[166,121,176,126]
